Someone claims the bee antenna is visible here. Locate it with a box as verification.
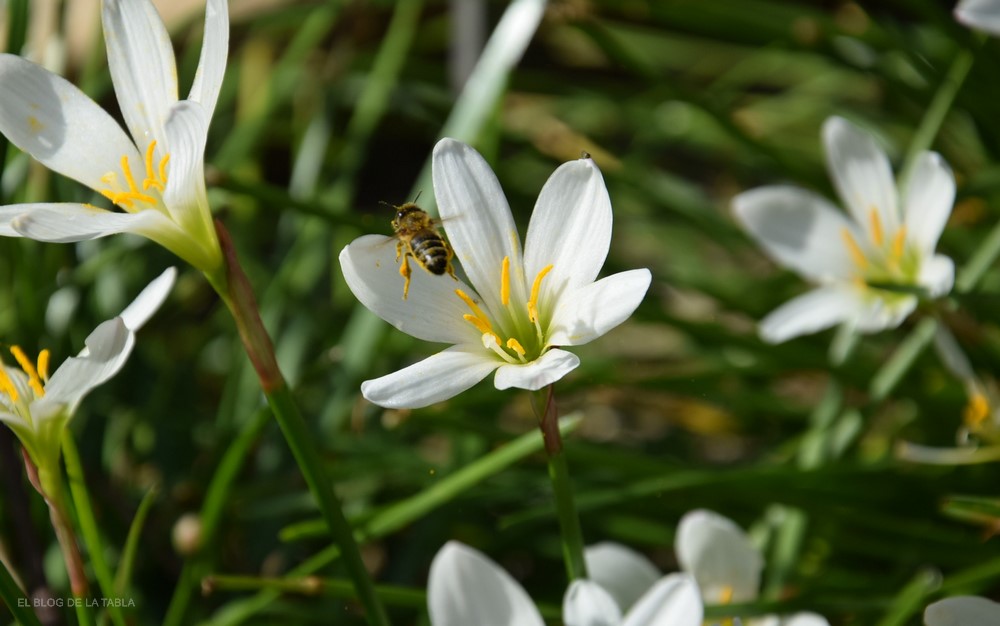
[412,190,423,203]
[378,200,396,211]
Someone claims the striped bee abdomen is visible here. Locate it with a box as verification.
[410,232,450,275]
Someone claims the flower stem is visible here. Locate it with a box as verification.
[212,221,391,626]
[532,385,588,581]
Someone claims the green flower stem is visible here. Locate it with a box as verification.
[211,221,391,626]
[956,217,1000,293]
[870,317,938,404]
[874,568,940,626]
[533,385,587,581]
[61,433,128,626]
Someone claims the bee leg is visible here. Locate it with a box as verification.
[445,245,458,281]
[395,240,403,262]
[399,253,412,300]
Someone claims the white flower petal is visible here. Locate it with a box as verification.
[924,596,1000,626]
[0,54,139,191]
[11,203,175,242]
[433,138,526,313]
[903,152,955,255]
[584,542,662,613]
[852,292,918,334]
[339,235,481,345]
[188,0,229,119]
[523,156,612,302]
[163,101,214,242]
[564,580,623,626]
[548,269,651,346]
[822,116,899,235]
[102,0,178,149]
[758,286,861,344]
[361,345,498,409]
[675,510,762,604]
[36,318,134,415]
[779,612,830,626]
[623,574,703,626]
[732,185,858,282]
[956,0,1000,35]
[428,541,544,626]
[119,267,176,331]
[493,348,580,391]
[919,254,954,297]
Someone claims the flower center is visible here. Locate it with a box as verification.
[840,207,916,290]
[964,391,990,431]
[99,141,170,211]
[0,346,49,423]
[456,256,554,364]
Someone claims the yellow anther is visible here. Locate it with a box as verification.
[143,141,164,191]
[891,227,907,262]
[158,154,170,185]
[964,392,990,428]
[527,264,554,323]
[506,337,525,357]
[463,314,493,335]
[100,189,134,209]
[719,585,734,605]
[0,364,18,403]
[456,289,490,322]
[500,256,511,306]
[868,207,884,247]
[37,349,50,382]
[841,228,868,271]
[10,346,44,397]
[121,155,140,193]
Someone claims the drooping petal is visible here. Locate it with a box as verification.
[822,116,899,236]
[903,152,955,255]
[757,286,862,344]
[918,254,954,297]
[360,345,498,409]
[102,0,178,150]
[433,138,526,313]
[675,510,762,604]
[427,541,544,626]
[34,318,134,417]
[956,0,1000,35]
[0,54,140,191]
[563,580,623,626]
[119,267,176,331]
[493,348,580,391]
[584,542,662,613]
[163,101,217,251]
[548,269,651,346]
[339,235,481,345]
[523,156,612,303]
[188,0,229,120]
[732,185,859,283]
[924,596,1000,626]
[623,574,703,626]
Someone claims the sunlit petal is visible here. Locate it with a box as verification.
[758,286,861,344]
[956,0,1000,35]
[623,574,703,626]
[494,348,580,391]
[563,580,622,626]
[548,269,651,346]
[585,542,662,613]
[188,0,229,119]
[361,346,498,409]
[903,152,955,255]
[675,510,762,604]
[924,596,1000,626]
[822,116,898,235]
[119,267,177,331]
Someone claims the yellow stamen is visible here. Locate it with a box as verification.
[10,346,44,397]
[505,338,527,362]
[463,314,493,335]
[891,226,907,262]
[500,256,511,306]
[719,585,734,604]
[841,228,868,271]
[527,264,554,323]
[964,392,990,428]
[868,207,884,247]
[37,349,50,382]
[142,141,164,191]
[482,333,517,364]
[158,154,170,185]
[456,289,490,323]
[0,364,17,403]
[121,155,140,193]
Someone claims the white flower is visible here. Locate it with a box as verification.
[733,116,955,343]
[426,541,702,626]
[955,0,1000,35]
[924,596,1000,625]
[0,0,229,273]
[339,139,651,409]
[0,268,176,474]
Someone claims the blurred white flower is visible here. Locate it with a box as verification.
[0,0,229,273]
[427,541,701,626]
[0,268,175,475]
[733,116,955,343]
[955,0,1000,35]
[924,596,1000,625]
[340,139,651,408]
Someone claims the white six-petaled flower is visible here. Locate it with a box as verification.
[427,540,702,626]
[339,139,651,409]
[0,0,228,273]
[955,0,1000,35]
[0,268,175,477]
[733,116,955,344]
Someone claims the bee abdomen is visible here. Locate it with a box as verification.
[411,233,450,275]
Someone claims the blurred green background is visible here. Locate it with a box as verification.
[3,0,1000,624]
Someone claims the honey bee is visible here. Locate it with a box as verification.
[390,202,458,299]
